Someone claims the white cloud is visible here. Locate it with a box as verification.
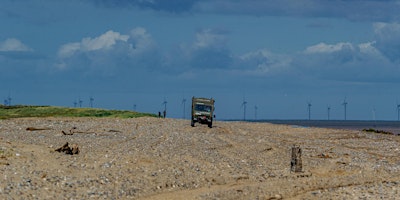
[57,42,80,58]
[129,27,157,53]
[295,40,398,82]
[358,42,384,58]
[58,30,129,58]
[193,28,228,49]
[373,22,400,42]
[162,28,233,71]
[56,28,159,73]
[82,30,129,51]
[238,49,291,76]
[373,22,400,61]
[304,42,354,54]
[0,38,32,52]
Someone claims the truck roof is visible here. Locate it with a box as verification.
[192,97,215,104]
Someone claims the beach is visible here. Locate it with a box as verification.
[1,117,399,199]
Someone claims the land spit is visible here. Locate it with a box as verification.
[0,117,399,199]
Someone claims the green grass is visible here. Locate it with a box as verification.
[0,105,157,119]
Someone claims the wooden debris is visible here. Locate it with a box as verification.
[55,142,79,155]
[290,145,302,173]
[261,147,273,152]
[62,130,73,135]
[62,127,94,135]
[0,161,10,166]
[26,127,51,131]
[62,127,120,135]
[317,153,332,158]
[108,129,121,133]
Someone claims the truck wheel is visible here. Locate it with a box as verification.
[191,120,195,127]
[208,122,212,128]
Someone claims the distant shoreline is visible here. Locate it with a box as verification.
[225,119,400,135]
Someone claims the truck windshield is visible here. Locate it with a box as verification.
[195,104,212,112]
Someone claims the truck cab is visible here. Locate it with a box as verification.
[191,97,215,128]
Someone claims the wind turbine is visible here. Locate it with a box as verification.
[327,105,331,120]
[307,102,312,120]
[89,97,94,108]
[162,98,167,118]
[342,98,348,120]
[73,100,77,108]
[181,98,187,119]
[372,107,376,123]
[254,105,258,120]
[241,98,247,121]
[133,104,137,111]
[397,102,400,121]
[7,95,11,106]
[79,98,83,108]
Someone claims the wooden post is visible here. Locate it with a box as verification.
[291,145,302,172]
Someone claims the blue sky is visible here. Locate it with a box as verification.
[2,0,400,120]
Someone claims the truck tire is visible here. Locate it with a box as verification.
[208,121,212,128]
[191,120,195,127]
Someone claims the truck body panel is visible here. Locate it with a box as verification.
[191,97,215,128]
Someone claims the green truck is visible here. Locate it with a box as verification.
[191,97,215,128]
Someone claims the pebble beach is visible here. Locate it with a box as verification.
[1,117,399,199]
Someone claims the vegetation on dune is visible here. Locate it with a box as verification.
[0,105,157,119]
[362,128,395,135]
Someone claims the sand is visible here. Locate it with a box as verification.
[0,117,399,199]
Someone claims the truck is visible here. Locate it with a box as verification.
[191,97,215,128]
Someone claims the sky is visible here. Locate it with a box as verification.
[2,0,400,120]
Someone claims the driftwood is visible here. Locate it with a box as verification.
[62,127,99,135]
[26,127,51,131]
[55,142,79,155]
[62,127,121,135]
[62,130,73,135]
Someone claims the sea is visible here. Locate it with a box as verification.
[245,120,400,135]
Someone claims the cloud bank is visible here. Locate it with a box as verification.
[51,21,400,85]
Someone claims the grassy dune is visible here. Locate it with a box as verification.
[0,105,156,119]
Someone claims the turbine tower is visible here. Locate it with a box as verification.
[7,96,11,106]
[372,107,376,122]
[79,98,83,108]
[73,100,77,108]
[162,98,167,118]
[307,102,312,120]
[241,98,247,121]
[342,98,348,120]
[182,98,187,119]
[133,104,137,111]
[397,103,400,121]
[327,105,331,120]
[89,97,94,108]
[254,105,258,120]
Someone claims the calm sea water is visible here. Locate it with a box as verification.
[248,120,400,135]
